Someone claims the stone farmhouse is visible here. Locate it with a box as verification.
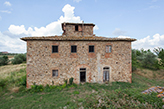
[21,22,136,88]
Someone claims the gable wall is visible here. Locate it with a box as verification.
[26,40,131,88]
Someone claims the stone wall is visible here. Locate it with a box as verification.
[64,25,93,36]
[26,40,132,88]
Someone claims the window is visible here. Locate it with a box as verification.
[71,45,77,53]
[52,70,58,77]
[52,45,58,53]
[89,45,94,52]
[75,25,78,31]
[103,67,110,82]
[106,45,112,53]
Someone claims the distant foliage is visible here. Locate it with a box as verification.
[132,49,161,70]
[11,54,26,64]
[154,47,164,67]
[0,56,9,66]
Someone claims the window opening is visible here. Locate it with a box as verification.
[52,70,58,77]
[75,25,78,31]
[52,45,58,53]
[106,45,112,53]
[89,45,94,52]
[71,45,77,53]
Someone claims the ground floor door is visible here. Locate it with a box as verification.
[80,68,86,82]
[103,67,110,82]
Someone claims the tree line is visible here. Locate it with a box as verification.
[132,47,164,71]
[0,53,26,66]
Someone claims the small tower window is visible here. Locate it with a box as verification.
[75,25,78,31]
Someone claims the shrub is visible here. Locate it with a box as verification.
[0,79,7,88]
[17,75,26,87]
[30,84,44,93]
[11,54,26,65]
[0,56,9,66]
[64,79,68,85]
[69,77,74,85]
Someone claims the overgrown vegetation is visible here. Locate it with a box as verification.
[0,55,9,66]
[132,48,164,71]
[0,72,164,108]
[11,53,26,64]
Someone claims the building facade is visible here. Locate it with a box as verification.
[21,22,136,88]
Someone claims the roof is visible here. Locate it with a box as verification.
[62,22,95,27]
[20,35,136,42]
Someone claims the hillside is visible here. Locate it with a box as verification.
[0,64,164,108]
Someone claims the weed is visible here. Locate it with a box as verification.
[73,91,80,94]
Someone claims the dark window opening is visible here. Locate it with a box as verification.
[75,25,78,31]
[52,45,58,53]
[52,70,58,77]
[71,45,77,53]
[103,67,109,70]
[89,45,94,52]
[80,68,86,82]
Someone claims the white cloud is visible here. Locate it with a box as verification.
[94,25,99,30]
[4,1,11,6]
[0,10,11,14]
[8,4,82,36]
[0,31,26,53]
[112,28,126,36]
[132,34,164,50]
[73,0,82,3]
[0,16,1,20]
[0,4,85,53]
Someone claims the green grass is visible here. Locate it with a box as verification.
[0,71,164,108]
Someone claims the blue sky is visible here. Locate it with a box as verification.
[0,0,164,53]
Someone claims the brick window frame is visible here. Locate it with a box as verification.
[106,45,112,53]
[51,68,60,78]
[51,43,60,58]
[70,43,78,58]
[88,43,96,58]
[105,43,112,58]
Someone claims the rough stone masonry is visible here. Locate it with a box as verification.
[21,22,136,88]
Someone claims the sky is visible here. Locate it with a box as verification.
[0,0,164,53]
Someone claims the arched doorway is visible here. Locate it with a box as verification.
[103,67,110,82]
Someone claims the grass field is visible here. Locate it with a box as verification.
[0,64,164,108]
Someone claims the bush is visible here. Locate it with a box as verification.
[69,77,74,85]
[137,50,158,70]
[0,56,9,66]
[11,54,26,64]
[0,79,7,88]
[17,75,26,87]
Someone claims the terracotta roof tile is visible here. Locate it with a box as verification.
[20,35,136,42]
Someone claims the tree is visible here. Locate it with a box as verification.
[137,49,159,70]
[154,47,164,67]
[0,56,9,66]
[11,54,26,64]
